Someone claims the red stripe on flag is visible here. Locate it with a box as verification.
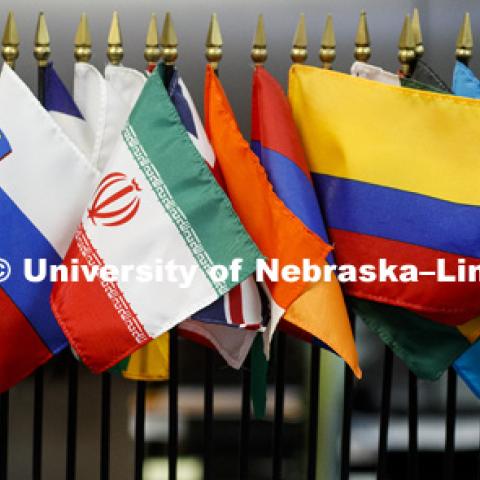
[51,225,151,373]
[331,228,480,325]
[228,284,244,325]
[0,288,52,392]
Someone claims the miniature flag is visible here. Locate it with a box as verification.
[289,64,480,326]
[73,62,171,380]
[347,62,480,380]
[204,65,332,356]
[0,64,99,392]
[252,66,360,377]
[51,66,261,373]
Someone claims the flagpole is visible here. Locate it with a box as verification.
[319,15,335,69]
[144,14,161,70]
[0,13,18,480]
[398,15,416,77]
[160,14,179,480]
[33,15,50,480]
[107,12,123,65]
[203,14,223,480]
[455,12,473,65]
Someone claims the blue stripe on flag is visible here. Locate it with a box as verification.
[313,173,480,259]
[191,297,228,325]
[251,140,334,265]
[44,63,83,119]
[0,129,11,160]
[0,187,67,353]
[168,71,197,137]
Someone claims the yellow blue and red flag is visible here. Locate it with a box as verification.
[289,64,480,327]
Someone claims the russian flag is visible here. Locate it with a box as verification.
[0,63,98,392]
[0,129,11,161]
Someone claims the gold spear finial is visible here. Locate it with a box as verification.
[291,13,308,63]
[398,15,416,76]
[205,13,223,69]
[144,14,161,65]
[319,15,335,69]
[251,14,267,65]
[161,12,178,65]
[2,12,20,69]
[34,12,50,67]
[74,13,92,62]
[354,11,371,62]
[456,12,473,65]
[411,8,424,58]
[107,11,123,65]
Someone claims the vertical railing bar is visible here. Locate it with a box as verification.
[307,343,321,480]
[168,328,179,480]
[272,332,286,480]
[0,392,9,480]
[66,353,78,480]
[100,373,111,480]
[444,367,457,480]
[32,369,44,480]
[203,348,214,480]
[340,312,356,480]
[134,381,146,480]
[407,372,419,480]
[377,347,393,480]
[33,58,46,480]
[239,357,251,480]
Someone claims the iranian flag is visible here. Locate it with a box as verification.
[51,67,261,373]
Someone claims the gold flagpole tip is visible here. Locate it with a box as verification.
[411,8,424,58]
[34,12,50,67]
[398,14,416,76]
[2,11,20,68]
[354,10,371,62]
[205,13,223,69]
[144,14,161,65]
[107,11,123,65]
[161,12,178,65]
[456,12,473,64]
[319,14,335,69]
[291,13,307,63]
[251,14,267,65]
[74,13,92,63]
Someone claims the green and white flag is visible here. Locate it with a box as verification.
[51,67,262,373]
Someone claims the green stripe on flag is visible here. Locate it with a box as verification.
[350,298,470,380]
[124,65,263,295]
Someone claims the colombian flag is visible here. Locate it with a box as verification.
[251,66,360,377]
[289,65,480,326]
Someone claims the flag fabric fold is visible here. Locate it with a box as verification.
[51,65,261,373]
[161,66,262,369]
[204,65,332,357]
[252,66,360,377]
[289,64,480,326]
[0,63,99,391]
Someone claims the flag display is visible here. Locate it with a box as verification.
[0,63,98,391]
[289,64,480,326]
[51,66,262,373]
[251,66,360,377]
[204,65,332,355]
